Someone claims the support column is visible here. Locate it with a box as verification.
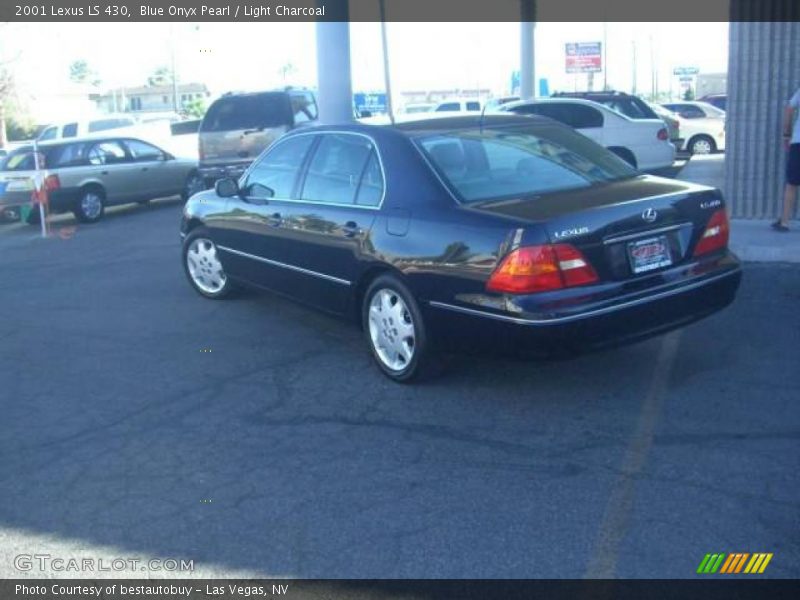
[520,19,535,100]
[315,12,353,124]
[726,19,800,218]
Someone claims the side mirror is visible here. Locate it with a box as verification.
[162,152,174,161]
[215,177,240,198]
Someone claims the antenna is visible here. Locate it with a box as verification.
[479,100,489,134]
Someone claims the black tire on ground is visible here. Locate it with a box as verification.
[73,187,106,223]
[182,228,234,300]
[688,135,716,155]
[362,274,439,383]
[608,147,637,168]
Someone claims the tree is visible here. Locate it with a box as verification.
[0,24,15,148]
[183,97,206,119]
[278,62,297,84]
[69,59,89,83]
[683,87,695,101]
[147,66,174,87]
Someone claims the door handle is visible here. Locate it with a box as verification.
[141,167,149,172]
[267,212,282,227]
[100,171,109,176]
[342,221,361,238]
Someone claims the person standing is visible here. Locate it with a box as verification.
[773,86,800,232]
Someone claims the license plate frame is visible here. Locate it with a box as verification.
[627,235,673,274]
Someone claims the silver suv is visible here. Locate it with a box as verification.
[198,88,318,187]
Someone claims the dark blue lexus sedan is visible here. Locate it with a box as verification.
[180,114,741,382]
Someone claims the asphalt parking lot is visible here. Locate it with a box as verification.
[0,199,798,578]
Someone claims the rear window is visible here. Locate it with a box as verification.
[595,98,657,120]
[416,124,635,204]
[0,146,67,171]
[202,93,292,133]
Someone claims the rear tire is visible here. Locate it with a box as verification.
[689,135,716,155]
[362,274,438,383]
[73,187,105,223]
[608,147,637,168]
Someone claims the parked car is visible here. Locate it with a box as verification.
[499,98,675,172]
[649,103,684,148]
[433,99,482,112]
[699,94,727,111]
[0,148,6,159]
[0,137,202,223]
[551,91,661,120]
[397,103,436,115]
[180,115,741,382]
[661,101,726,154]
[37,115,138,141]
[484,96,521,111]
[198,88,318,187]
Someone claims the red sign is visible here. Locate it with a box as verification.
[565,42,602,74]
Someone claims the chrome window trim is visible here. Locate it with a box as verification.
[239,130,387,211]
[217,245,351,287]
[428,267,740,326]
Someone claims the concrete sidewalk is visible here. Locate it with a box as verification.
[676,154,799,263]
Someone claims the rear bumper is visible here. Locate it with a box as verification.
[427,257,741,356]
[198,163,251,187]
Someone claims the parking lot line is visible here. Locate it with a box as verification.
[584,330,683,578]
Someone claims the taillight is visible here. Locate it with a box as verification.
[487,243,598,294]
[44,174,60,191]
[657,127,668,141]
[693,209,729,257]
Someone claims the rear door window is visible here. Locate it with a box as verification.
[559,104,604,129]
[125,139,164,161]
[466,101,481,111]
[300,133,374,205]
[355,152,384,207]
[87,141,129,165]
[203,93,292,133]
[243,134,315,199]
[62,123,79,138]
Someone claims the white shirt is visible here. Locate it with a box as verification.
[789,88,800,144]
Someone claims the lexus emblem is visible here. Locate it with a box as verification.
[642,208,658,223]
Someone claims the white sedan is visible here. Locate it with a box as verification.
[661,101,726,154]
[499,98,675,172]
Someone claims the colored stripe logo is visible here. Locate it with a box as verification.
[697,553,773,574]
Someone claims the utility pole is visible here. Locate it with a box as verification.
[170,23,179,112]
[379,0,394,123]
[603,22,608,90]
[631,40,637,95]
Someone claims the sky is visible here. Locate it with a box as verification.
[0,21,728,118]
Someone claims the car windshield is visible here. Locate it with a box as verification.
[699,103,726,117]
[415,123,636,204]
[0,147,38,171]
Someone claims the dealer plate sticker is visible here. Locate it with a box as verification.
[628,236,672,274]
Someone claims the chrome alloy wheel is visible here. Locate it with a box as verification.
[186,238,227,294]
[81,192,103,220]
[691,138,713,154]
[368,288,416,371]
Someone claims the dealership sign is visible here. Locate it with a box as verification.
[673,66,700,76]
[565,42,602,73]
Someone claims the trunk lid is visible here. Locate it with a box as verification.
[470,175,724,282]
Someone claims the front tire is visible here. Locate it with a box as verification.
[362,275,434,383]
[73,188,105,223]
[182,229,233,299]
